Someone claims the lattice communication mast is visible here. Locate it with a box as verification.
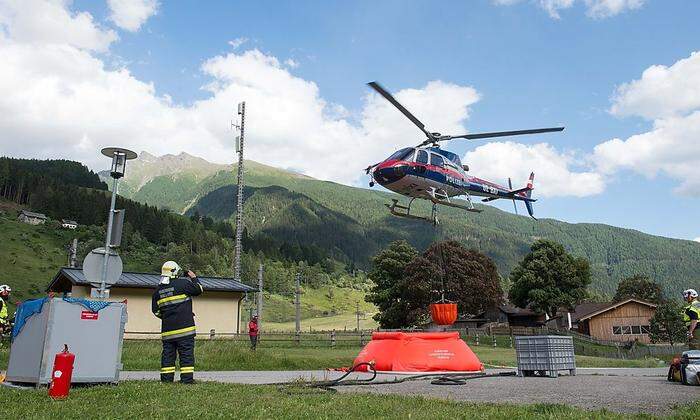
[233,102,246,283]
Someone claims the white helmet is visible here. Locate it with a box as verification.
[0,284,10,296]
[161,261,182,280]
[682,289,698,299]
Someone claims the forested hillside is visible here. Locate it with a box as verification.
[6,154,700,297]
[0,157,364,298]
[112,152,700,296]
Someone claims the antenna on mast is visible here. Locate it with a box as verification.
[232,102,246,285]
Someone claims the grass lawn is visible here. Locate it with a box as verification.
[2,381,698,419]
[265,312,379,332]
[1,339,664,372]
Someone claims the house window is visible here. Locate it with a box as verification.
[612,325,651,335]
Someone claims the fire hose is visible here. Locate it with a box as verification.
[277,362,517,393]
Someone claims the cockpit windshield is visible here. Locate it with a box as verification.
[386,147,415,162]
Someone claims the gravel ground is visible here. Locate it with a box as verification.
[120,368,698,415]
[336,372,698,416]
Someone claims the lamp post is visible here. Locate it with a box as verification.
[99,147,137,298]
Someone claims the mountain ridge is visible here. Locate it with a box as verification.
[105,151,700,296]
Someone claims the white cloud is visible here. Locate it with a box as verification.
[107,0,159,32]
[284,58,299,68]
[0,1,487,186]
[593,111,700,195]
[695,237,700,243]
[492,0,644,19]
[539,0,575,19]
[0,0,117,52]
[594,51,700,196]
[585,0,644,19]
[463,142,604,197]
[0,0,618,199]
[610,51,700,119]
[228,37,248,49]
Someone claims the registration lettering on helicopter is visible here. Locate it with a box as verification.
[482,185,498,195]
[445,174,466,187]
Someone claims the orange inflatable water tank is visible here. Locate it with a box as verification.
[353,331,483,372]
[430,303,457,325]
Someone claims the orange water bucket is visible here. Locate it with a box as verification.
[430,303,457,326]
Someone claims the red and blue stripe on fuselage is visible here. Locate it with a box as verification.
[372,159,533,202]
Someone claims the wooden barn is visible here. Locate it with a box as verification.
[576,298,657,343]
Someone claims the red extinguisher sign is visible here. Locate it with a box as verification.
[48,344,75,399]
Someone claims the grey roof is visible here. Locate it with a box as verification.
[20,209,47,219]
[61,219,78,224]
[49,267,257,293]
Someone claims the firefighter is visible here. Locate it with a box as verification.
[152,261,203,383]
[0,285,11,335]
[683,289,700,350]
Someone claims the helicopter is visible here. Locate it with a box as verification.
[365,81,564,225]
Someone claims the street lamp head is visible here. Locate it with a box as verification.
[101,147,137,179]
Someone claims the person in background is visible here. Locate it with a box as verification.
[248,315,259,351]
[152,261,203,384]
[0,285,12,336]
[683,289,700,350]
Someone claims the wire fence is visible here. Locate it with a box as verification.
[124,326,687,359]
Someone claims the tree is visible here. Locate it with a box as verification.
[613,275,664,304]
[402,241,503,321]
[509,239,591,317]
[365,240,419,329]
[649,301,687,346]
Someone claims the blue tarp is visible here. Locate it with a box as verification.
[12,297,48,339]
[12,297,116,339]
[62,297,114,313]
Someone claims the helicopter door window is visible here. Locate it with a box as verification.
[416,150,429,164]
[430,153,444,168]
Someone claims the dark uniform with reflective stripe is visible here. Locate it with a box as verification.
[151,276,203,383]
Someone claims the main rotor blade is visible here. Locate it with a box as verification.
[367,81,435,141]
[451,127,564,141]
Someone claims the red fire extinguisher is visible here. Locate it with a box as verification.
[48,344,75,400]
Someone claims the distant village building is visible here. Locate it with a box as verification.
[47,267,257,339]
[18,209,47,225]
[572,298,657,344]
[457,299,658,344]
[455,304,547,329]
[61,219,78,229]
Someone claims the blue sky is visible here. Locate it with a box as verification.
[1,0,699,241]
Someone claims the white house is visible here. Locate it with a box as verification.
[61,219,78,229]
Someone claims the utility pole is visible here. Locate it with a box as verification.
[232,101,246,283]
[294,272,301,335]
[257,263,263,330]
[355,301,363,332]
[69,238,78,268]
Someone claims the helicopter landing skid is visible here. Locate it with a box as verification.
[426,187,482,213]
[428,196,483,213]
[385,198,440,225]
